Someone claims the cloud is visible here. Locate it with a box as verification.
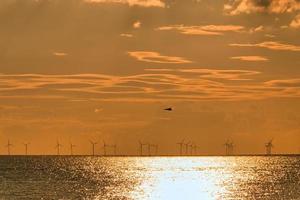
[53,52,67,56]
[120,33,133,37]
[128,51,193,64]
[290,14,300,28]
[265,79,300,87]
[84,0,165,7]
[144,68,261,80]
[0,72,299,102]
[156,25,245,36]
[230,41,300,51]
[133,21,141,29]
[249,25,264,33]
[230,56,269,61]
[265,34,276,38]
[94,108,103,113]
[224,0,300,15]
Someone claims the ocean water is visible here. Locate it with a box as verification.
[0,156,300,200]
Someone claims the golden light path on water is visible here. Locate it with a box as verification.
[1,156,300,199]
[130,158,227,199]
[88,156,299,199]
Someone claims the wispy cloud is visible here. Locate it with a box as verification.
[265,79,300,87]
[120,33,133,37]
[84,0,165,7]
[0,72,299,101]
[133,21,141,29]
[249,25,264,33]
[128,51,193,64]
[290,14,300,28]
[224,0,300,15]
[230,41,300,51]
[156,25,245,35]
[53,52,68,56]
[144,68,261,80]
[94,108,103,113]
[231,56,269,61]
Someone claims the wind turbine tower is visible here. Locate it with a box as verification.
[139,141,148,156]
[154,144,158,155]
[70,143,76,155]
[89,140,97,156]
[265,139,274,155]
[23,142,30,155]
[6,140,13,155]
[229,142,234,155]
[193,144,198,156]
[224,140,230,156]
[55,140,62,155]
[150,144,158,156]
[177,140,185,156]
[184,141,190,155]
[103,140,108,156]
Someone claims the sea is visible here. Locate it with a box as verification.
[0,156,300,200]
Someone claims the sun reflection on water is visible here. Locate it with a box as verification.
[1,156,300,199]
[128,157,231,200]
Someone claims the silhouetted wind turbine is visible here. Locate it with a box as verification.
[89,140,97,156]
[23,142,30,155]
[192,144,198,156]
[103,140,108,156]
[55,140,62,155]
[150,144,158,156]
[229,142,235,155]
[177,140,185,156]
[70,142,76,155]
[154,144,158,155]
[265,139,274,155]
[139,141,148,156]
[6,140,13,155]
[224,140,231,156]
[147,143,151,156]
[184,141,190,155]
[189,143,194,155]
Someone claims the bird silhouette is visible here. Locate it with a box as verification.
[164,107,173,111]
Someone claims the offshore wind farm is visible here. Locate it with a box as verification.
[0,137,294,156]
[1,0,300,199]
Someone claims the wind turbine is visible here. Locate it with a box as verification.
[184,141,190,155]
[177,140,185,156]
[55,140,62,155]
[139,141,148,156]
[103,140,108,156]
[229,142,235,155]
[189,143,194,155]
[147,143,151,156]
[224,140,231,156]
[70,142,76,155]
[23,142,30,155]
[89,140,97,156]
[265,139,274,155]
[150,144,158,156]
[154,144,158,155]
[6,140,13,155]
[192,144,198,156]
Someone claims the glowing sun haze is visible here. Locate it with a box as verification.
[0,0,300,155]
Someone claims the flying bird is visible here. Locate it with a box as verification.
[164,107,173,111]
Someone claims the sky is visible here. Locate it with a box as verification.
[0,0,300,155]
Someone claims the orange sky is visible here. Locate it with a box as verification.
[0,0,300,155]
